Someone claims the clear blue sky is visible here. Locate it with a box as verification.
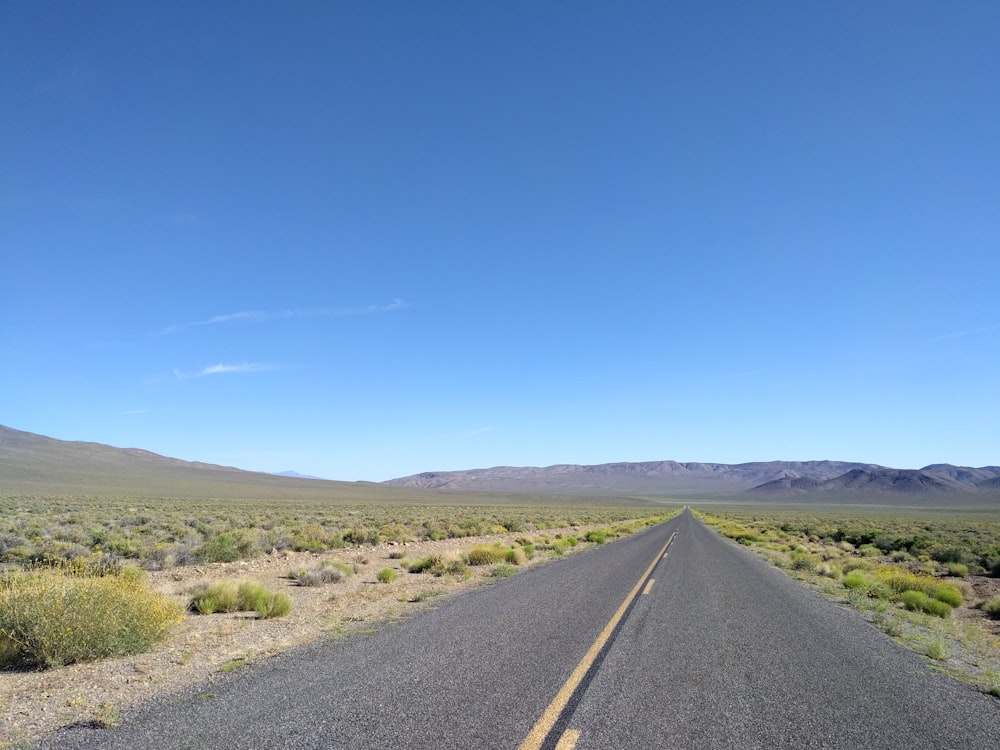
[2,1,998,481]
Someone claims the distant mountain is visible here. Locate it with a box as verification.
[273,471,325,480]
[749,468,978,497]
[386,460,1000,503]
[385,460,882,495]
[0,424,410,502]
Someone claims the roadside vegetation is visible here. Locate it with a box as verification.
[0,493,669,571]
[0,562,184,669]
[0,496,674,677]
[696,507,1000,696]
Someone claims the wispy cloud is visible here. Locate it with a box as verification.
[173,362,281,379]
[930,323,1000,342]
[336,298,408,316]
[158,309,324,335]
[158,300,406,335]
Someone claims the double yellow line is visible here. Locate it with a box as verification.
[517,530,676,750]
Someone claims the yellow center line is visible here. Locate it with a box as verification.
[517,531,676,750]
[554,729,581,750]
[642,578,655,595]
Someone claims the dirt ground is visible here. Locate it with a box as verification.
[0,527,594,748]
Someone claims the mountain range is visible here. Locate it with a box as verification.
[384,459,1000,502]
[1,424,997,504]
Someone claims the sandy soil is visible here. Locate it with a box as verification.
[1,527,594,748]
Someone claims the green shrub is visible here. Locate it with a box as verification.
[490,563,518,578]
[790,552,820,572]
[190,581,241,614]
[900,590,951,618]
[982,596,1000,619]
[943,562,969,577]
[190,581,291,619]
[930,584,963,608]
[405,555,443,574]
[254,590,292,618]
[586,530,607,545]
[194,532,255,563]
[0,565,183,669]
[926,639,950,661]
[467,545,508,566]
[377,568,397,584]
[843,572,868,590]
[504,547,527,566]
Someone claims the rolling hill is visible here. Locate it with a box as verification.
[0,424,415,502]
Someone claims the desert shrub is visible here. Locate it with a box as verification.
[505,547,527,566]
[521,543,536,558]
[900,590,951,618]
[790,552,820,572]
[985,556,1000,578]
[290,523,331,552]
[981,596,1000,619]
[858,544,882,558]
[237,582,292,619]
[0,530,27,559]
[190,581,291,619]
[467,545,508,566]
[931,546,974,565]
[190,581,241,614]
[490,564,518,578]
[376,568,397,584]
[405,555,442,574]
[342,528,380,547]
[404,554,467,577]
[931,585,963,608]
[586,530,607,545]
[943,562,969,577]
[194,532,255,563]
[816,563,841,579]
[0,565,183,669]
[843,571,869,590]
[926,640,950,661]
[289,560,351,586]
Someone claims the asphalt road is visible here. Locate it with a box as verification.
[36,510,1000,749]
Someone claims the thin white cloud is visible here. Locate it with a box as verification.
[157,309,322,335]
[337,298,408,316]
[173,363,281,379]
[157,301,405,336]
[930,323,1000,342]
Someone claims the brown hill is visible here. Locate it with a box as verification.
[0,424,412,502]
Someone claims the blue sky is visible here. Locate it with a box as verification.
[2,1,998,481]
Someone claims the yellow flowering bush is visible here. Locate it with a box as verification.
[0,564,184,669]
